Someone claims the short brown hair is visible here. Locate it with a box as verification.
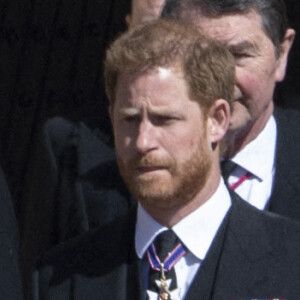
[104,18,235,112]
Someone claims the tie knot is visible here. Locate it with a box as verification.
[154,230,179,261]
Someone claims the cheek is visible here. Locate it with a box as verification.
[171,122,205,153]
[114,121,136,145]
[114,131,133,162]
[174,133,202,158]
[236,61,277,98]
[188,136,200,148]
[236,68,260,95]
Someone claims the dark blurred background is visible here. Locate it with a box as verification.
[0,0,299,231]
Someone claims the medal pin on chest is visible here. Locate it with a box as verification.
[152,263,179,300]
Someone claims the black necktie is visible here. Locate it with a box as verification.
[221,160,253,192]
[147,230,181,297]
[221,160,237,184]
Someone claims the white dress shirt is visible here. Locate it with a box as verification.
[225,115,277,210]
[135,179,231,299]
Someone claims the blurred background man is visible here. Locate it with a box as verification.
[126,0,166,26]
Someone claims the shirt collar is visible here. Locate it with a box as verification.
[135,179,231,261]
[231,115,277,181]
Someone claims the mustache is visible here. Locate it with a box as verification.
[128,155,174,169]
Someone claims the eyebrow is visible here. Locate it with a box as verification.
[119,106,183,117]
[227,40,258,53]
[119,107,141,117]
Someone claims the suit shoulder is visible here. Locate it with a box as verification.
[274,106,300,128]
[42,117,115,170]
[43,117,77,144]
[38,208,137,282]
[41,117,79,163]
[230,197,300,246]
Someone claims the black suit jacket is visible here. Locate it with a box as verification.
[21,117,134,298]
[0,165,23,299]
[35,195,300,300]
[269,107,300,219]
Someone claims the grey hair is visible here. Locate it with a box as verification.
[161,0,289,56]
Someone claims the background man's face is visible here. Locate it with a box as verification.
[127,0,165,26]
[111,67,212,211]
[187,10,289,137]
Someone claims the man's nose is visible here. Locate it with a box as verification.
[135,120,158,153]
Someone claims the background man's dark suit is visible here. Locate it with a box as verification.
[0,164,23,299]
[20,117,135,298]
[269,106,300,218]
[35,195,300,300]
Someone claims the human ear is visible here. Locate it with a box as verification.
[207,99,231,143]
[275,28,295,82]
[125,14,132,27]
[108,105,114,126]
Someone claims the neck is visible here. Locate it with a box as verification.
[225,102,273,158]
[142,162,221,228]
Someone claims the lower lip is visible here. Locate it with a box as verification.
[137,167,166,174]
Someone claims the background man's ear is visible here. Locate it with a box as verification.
[125,14,132,27]
[108,105,114,125]
[275,28,296,82]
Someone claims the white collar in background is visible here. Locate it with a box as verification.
[231,115,277,181]
[135,179,231,261]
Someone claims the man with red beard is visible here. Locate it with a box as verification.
[34,19,300,300]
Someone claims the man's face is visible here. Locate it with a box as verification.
[189,10,292,141]
[127,0,165,26]
[111,67,212,212]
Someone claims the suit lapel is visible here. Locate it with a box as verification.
[71,207,143,300]
[211,197,284,299]
[185,195,279,299]
[184,207,231,300]
[269,108,300,218]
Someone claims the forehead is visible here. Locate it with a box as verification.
[115,67,191,109]
[185,9,268,46]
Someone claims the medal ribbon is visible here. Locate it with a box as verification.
[147,242,186,272]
